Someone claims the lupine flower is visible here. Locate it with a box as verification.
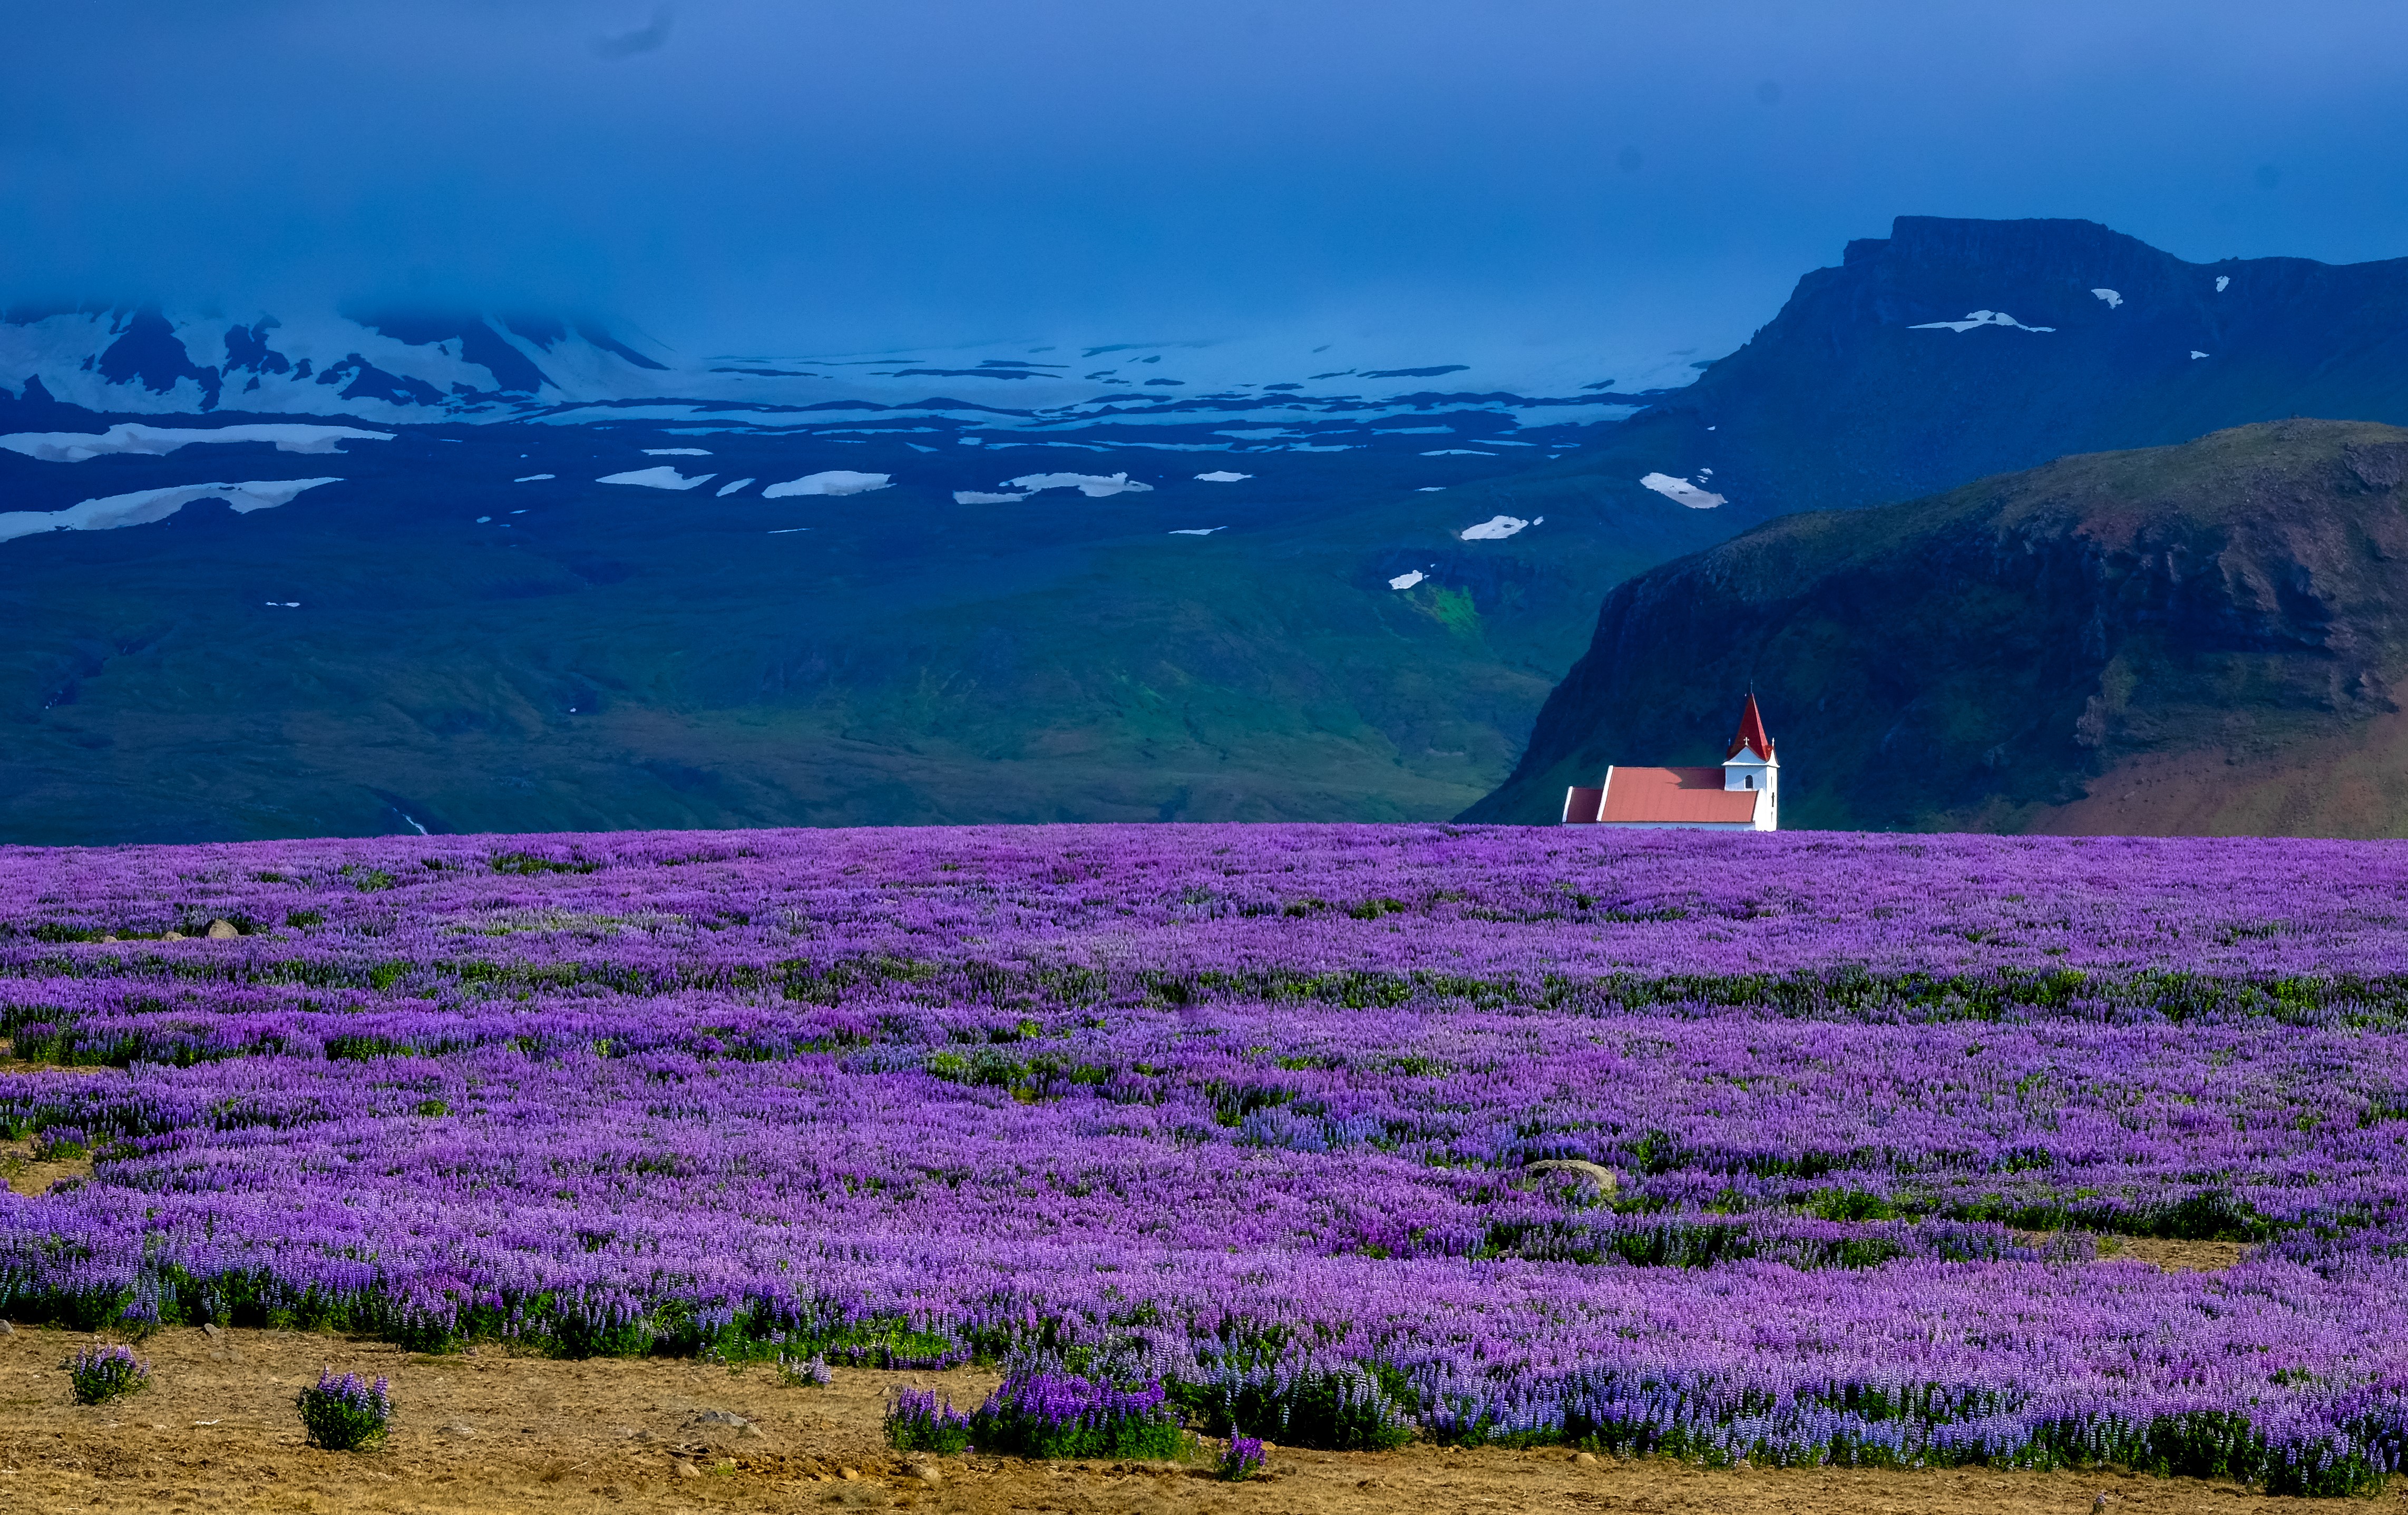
[779,1352,834,1387]
[63,1344,148,1404]
[2,825,2408,1491]
[297,1371,392,1450]
[1221,1435,1266,1480]
[968,1369,1184,1460]
[886,1386,973,1453]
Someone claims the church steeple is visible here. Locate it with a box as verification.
[1725,692,1773,761]
[1719,694,1779,826]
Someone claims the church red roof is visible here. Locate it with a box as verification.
[1725,693,1773,761]
[1597,766,1761,824]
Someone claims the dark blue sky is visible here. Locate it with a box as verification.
[7,1,2407,365]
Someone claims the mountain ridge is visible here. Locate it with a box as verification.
[1474,216,2408,540]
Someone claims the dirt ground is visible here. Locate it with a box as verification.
[2092,1235,2248,1271]
[0,1325,2387,1514]
[2,1137,96,1200]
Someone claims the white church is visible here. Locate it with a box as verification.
[1560,694,1780,831]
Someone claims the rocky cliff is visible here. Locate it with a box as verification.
[1468,421,2408,834]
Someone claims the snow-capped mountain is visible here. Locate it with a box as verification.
[0,304,1670,437]
[0,307,677,422]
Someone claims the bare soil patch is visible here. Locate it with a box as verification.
[2096,1235,2250,1271]
[0,1325,2384,1513]
[2017,1233,2250,1273]
[0,1139,94,1200]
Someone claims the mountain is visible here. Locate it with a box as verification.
[12,217,2408,842]
[1466,420,2408,835]
[0,304,1651,433]
[0,308,672,420]
[1466,216,2408,541]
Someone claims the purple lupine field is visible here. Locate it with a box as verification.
[6,825,2408,1491]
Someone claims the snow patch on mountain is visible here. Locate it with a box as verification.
[599,466,716,490]
[1640,472,1727,509]
[764,470,890,498]
[0,478,340,545]
[1460,515,1530,541]
[1,422,392,462]
[2091,289,2123,308]
[1005,472,1153,498]
[1909,310,2056,334]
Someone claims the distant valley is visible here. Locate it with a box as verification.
[9,216,2408,840]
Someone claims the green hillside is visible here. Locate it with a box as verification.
[0,432,1701,842]
[1469,420,2408,835]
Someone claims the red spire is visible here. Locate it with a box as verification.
[1725,693,1773,760]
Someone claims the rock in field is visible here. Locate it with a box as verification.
[689,1409,765,1441]
[1520,1159,1619,1196]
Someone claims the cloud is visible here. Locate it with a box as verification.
[6,1,2408,361]
[594,8,671,60]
